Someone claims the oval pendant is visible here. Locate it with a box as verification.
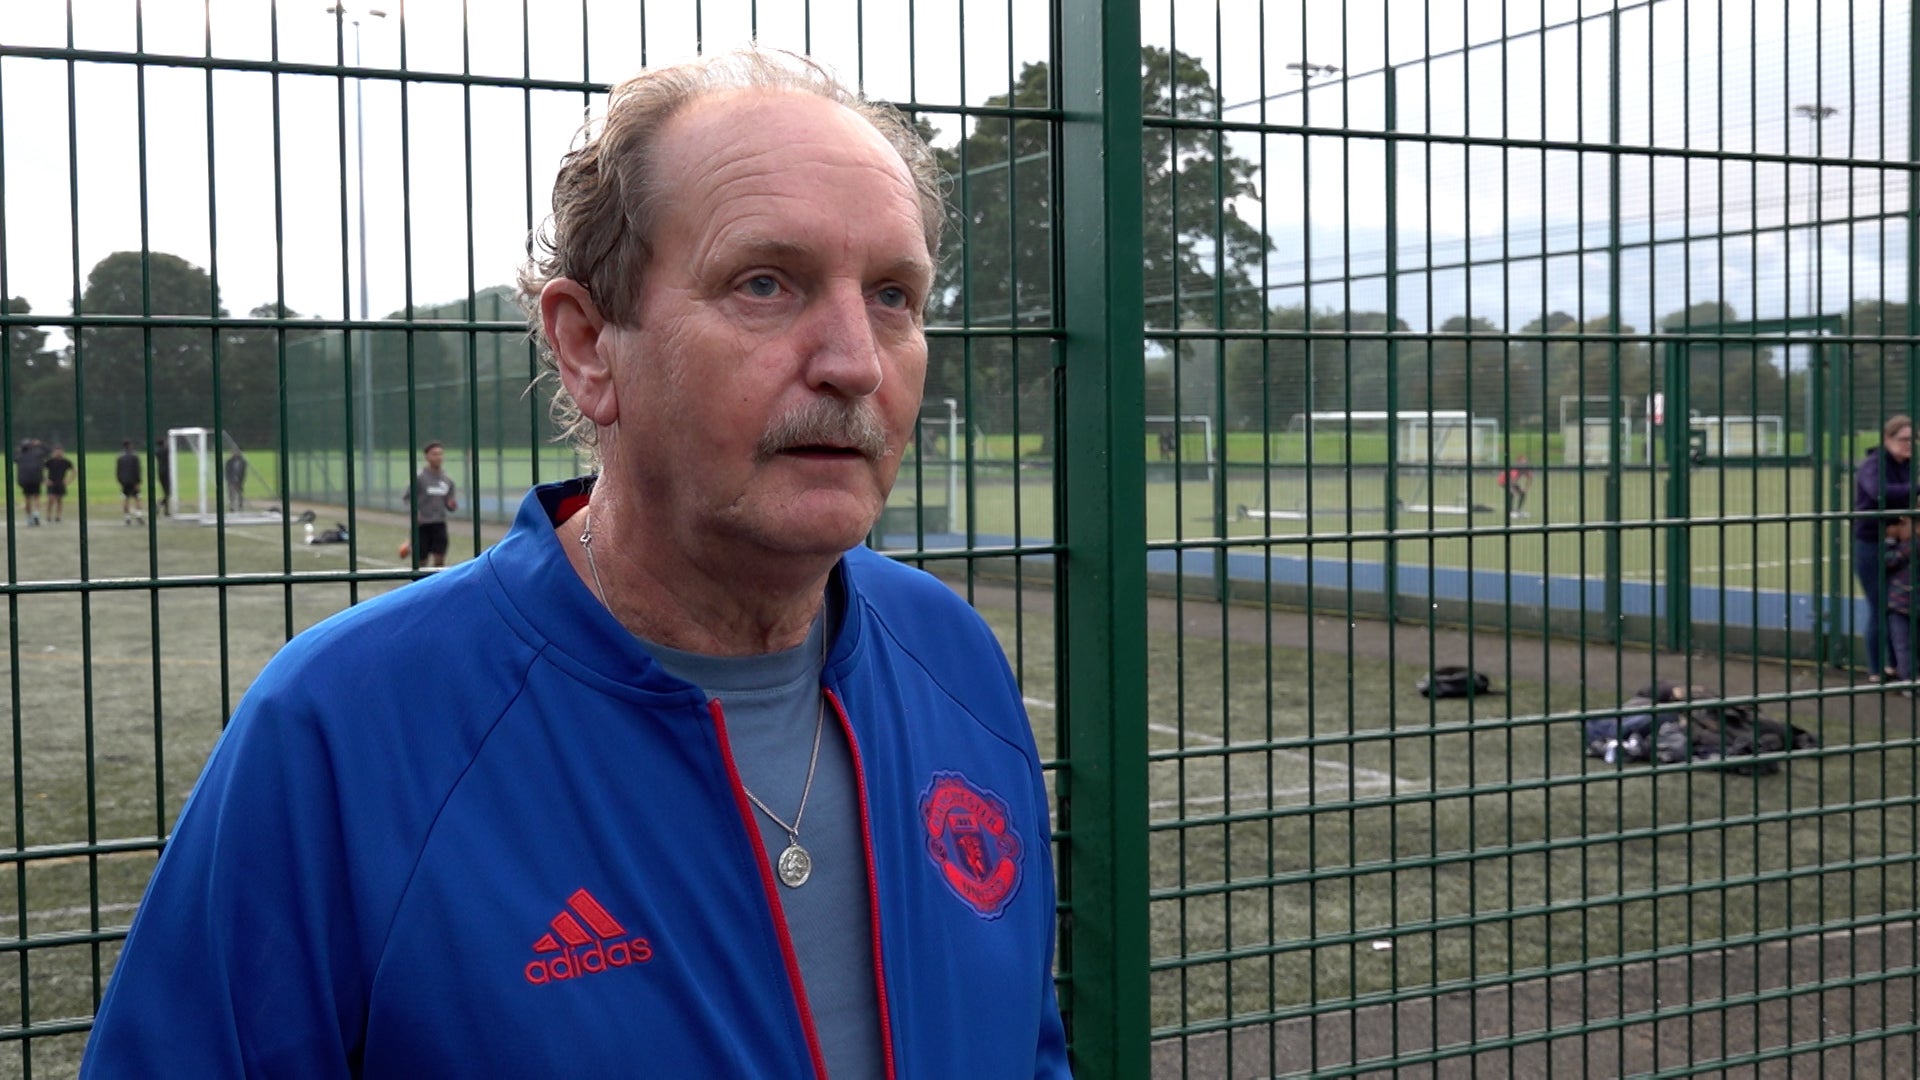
[777,842,813,888]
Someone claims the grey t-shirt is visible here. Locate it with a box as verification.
[639,599,883,1079]
[410,467,455,525]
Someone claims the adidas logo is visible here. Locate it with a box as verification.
[523,888,654,985]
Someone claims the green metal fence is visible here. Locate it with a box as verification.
[2,0,1919,1076]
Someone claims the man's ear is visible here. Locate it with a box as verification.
[541,278,619,426]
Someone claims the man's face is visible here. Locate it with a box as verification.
[425,445,444,470]
[602,89,932,562]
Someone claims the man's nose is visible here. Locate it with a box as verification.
[803,286,885,398]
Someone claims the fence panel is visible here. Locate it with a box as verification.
[1144,2,1920,1076]
[2,1,1918,1077]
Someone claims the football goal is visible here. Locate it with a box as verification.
[1243,411,1500,521]
[1395,411,1502,516]
[902,398,970,536]
[1690,415,1785,457]
[1144,414,1217,483]
[167,427,282,526]
[1560,396,1634,465]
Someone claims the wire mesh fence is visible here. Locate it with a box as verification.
[0,0,1917,1076]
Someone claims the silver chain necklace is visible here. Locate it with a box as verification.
[579,504,827,888]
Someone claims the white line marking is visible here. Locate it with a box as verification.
[220,526,402,568]
[1148,778,1399,811]
[1145,720,1403,787]
[1146,720,1222,747]
[1618,555,1821,581]
[1025,695,1408,792]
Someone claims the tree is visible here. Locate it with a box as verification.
[5,296,56,376]
[4,296,72,441]
[1841,299,1917,435]
[212,302,305,448]
[1532,312,1654,414]
[926,46,1269,442]
[75,251,227,444]
[1219,307,1409,430]
[1401,316,1512,416]
[1658,302,1783,419]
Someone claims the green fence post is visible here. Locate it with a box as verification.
[1822,336,1848,666]
[1663,341,1691,651]
[1059,0,1150,1074]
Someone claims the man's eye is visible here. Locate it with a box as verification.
[875,286,910,309]
[743,275,780,298]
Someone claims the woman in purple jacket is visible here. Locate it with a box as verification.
[1855,415,1915,681]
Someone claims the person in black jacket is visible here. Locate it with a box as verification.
[153,438,171,517]
[115,440,144,525]
[44,446,73,523]
[14,438,48,526]
[1854,415,1914,681]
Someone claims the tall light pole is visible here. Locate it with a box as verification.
[1793,103,1838,321]
[330,4,386,501]
[1286,61,1341,418]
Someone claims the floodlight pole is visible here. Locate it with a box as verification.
[1793,103,1838,320]
[332,4,387,501]
[1287,61,1341,416]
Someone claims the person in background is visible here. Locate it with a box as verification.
[404,440,458,568]
[153,438,171,516]
[224,449,248,512]
[1497,454,1534,518]
[1884,514,1920,695]
[1854,415,1915,683]
[14,437,48,526]
[82,48,1067,1078]
[44,446,73,523]
[114,440,143,525]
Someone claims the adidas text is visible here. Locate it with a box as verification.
[523,937,654,985]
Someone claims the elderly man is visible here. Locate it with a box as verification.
[83,49,1068,1078]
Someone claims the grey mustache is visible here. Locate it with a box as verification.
[757,400,891,460]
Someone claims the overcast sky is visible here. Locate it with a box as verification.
[0,0,1908,345]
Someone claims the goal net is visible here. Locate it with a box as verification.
[1690,415,1785,457]
[1560,396,1633,465]
[167,427,282,525]
[1145,414,1217,483]
[1396,412,1501,466]
[1243,411,1500,522]
[1396,412,1502,515]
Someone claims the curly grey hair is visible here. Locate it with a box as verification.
[518,48,945,467]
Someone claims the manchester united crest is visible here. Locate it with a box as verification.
[919,772,1023,919]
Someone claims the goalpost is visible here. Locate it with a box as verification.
[1395,411,1502,515]
[1241,410,1500,521]
[1144,414,1217,484]
[909,398,965,533]
[1560,396,1633,465]
[1689,415,1785,457]
[167,427,283,526]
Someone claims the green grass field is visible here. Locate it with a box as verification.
[976,599,1919,1039]
[888,459,1841,597]
[0,492,514,1077]
[0,448,1885,1075]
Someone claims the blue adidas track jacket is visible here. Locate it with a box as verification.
[83,480,1069,1078]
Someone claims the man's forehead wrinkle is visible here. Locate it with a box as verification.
[682,181,929,278]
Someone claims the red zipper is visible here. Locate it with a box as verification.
[826,688,898,1080]
[709,699,831,1080]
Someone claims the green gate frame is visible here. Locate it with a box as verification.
[1659,317,1841,659]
